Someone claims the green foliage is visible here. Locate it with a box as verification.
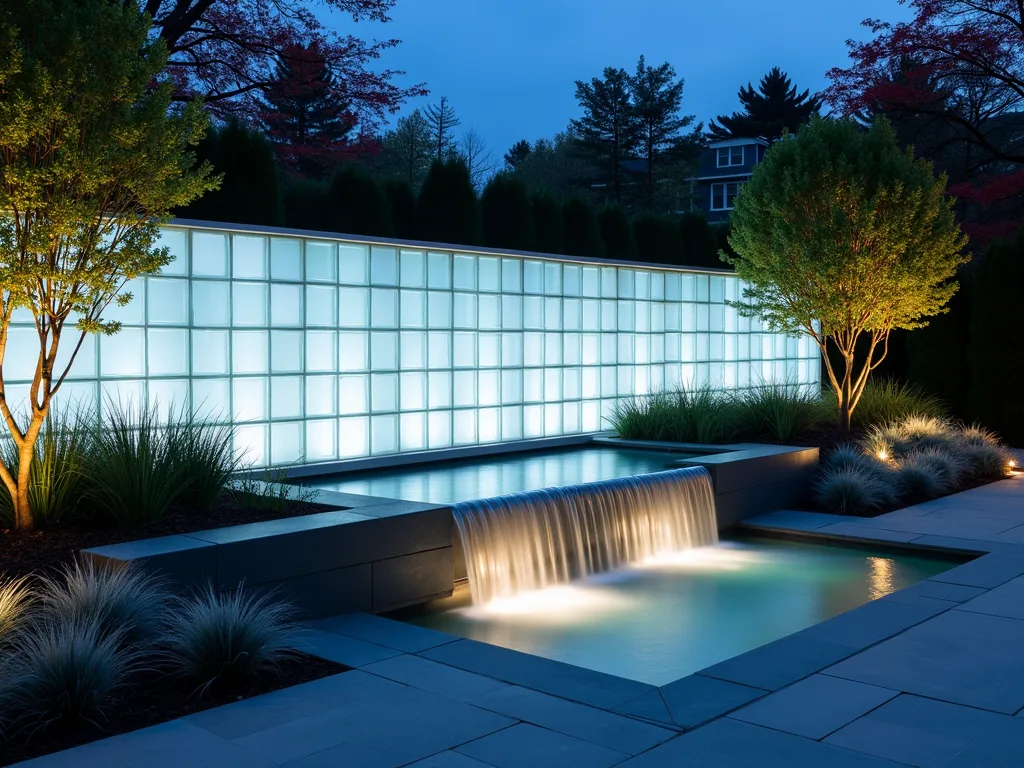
[598,206,637,260]
[382,178,417,240]
[532,193,565,254]
[416,160,483,245]
[182,119,282,226]
[481,173,535,251]
[571,66,639,204]
[895,455,947,500]
[968,234,1024,444]
[372,109,433,190]
[632,214,683,264]
[231,467,320,515]
[709,66,821,142]
[726,117,968,430]
[282,176,330,231]
[906,281,971,419]
[165,408,238,512]
[611,387,742,444]
[678,213,720,268]
[561,198,605,258]
[814,466,893,516]
[326,165,394,237]
[846,379,948,429]
[0,576,32,642]
[742,382,827,441]
[165,585,297,689]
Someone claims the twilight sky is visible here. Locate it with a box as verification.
[347,0,913,159]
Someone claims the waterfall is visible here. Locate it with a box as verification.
[453,466,718,605]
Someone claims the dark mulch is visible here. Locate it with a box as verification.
[0,492,339,579]
[0,653,349,766]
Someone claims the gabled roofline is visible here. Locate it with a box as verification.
[707,137,769,148]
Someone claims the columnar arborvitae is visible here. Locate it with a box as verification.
[633,213,683,264]
[481,173,535,251]
[416,159,483,245]
[598,205,637,260]
[326,164,394,237]
[562,198,605,258]
[282,176,330,231]
[679,212,720,268]
[383,178,417,239]
[532,192,564,254]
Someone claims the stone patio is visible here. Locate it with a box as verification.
[16,475,1024,767]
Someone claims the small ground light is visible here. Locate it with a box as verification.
[878,450,889,461]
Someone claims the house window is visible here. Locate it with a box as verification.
[711,182,742,211]
[716,146,744,167]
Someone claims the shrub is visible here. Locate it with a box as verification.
[912,447,965,490]
[610,386,743,444]
[83,401,182,526]
[0,616,136,730]
[633,213,683,264]
[164,585,297,690]
[849,379,948,429]
[961,441,1014,479]
[895,454,947,500]
[326,165,394,237]
[561,197,604,258]
[416,159,483,246]
[740,382,826,440]
[598,205,637,261]
[165,409,238,512]
[0,576,33,643]
[38,562,168,649]
[815,466,893,516]
[824,445,890,480]
[531,192,564,254]
[481,173,535,251]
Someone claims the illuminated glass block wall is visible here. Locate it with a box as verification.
[2,225,820,467]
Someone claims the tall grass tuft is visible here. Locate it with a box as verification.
[164,585,297,690]
[741,381,827,440]
[38,561,168,649]
[815,466,894,516]
[896,454,948,500]
[849,379,949,429]
[83,401,183,526]
[610,385,745,444]
[0,575,33,642]
[165,406,238,512]
[962,441,1014,479]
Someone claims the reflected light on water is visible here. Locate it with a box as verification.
[867,556,896,600]
[463,584,628,623]
[635,544,768,571]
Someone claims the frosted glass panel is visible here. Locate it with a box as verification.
[478,257,500,292]
[271,238,302,281]
[193,282,230,326]
[305,241,337,282]
[339,244,368,285]
[305,375,336,417]
[271,376,303,419]
[339,416,370,458]
[147,329,188,376]
[192,330,229,375]
[305,331,337,372]
[232,282,268,327]
[233,236,267,279]
[270,284,302,327]
[306,419,337,461]
[147,278,189,325]
[233,377,268,422]
[371,247,399,286]
[371,289,399,328]
[338,287,368,327]
[339,374,369,415]
[400,250,426,287]
[232,331,268,374]
[192,232,228,277]
[306,285,338,326]
[271,331,303,373]
[157,228,189,275]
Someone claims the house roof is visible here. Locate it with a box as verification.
[707,137,769,149]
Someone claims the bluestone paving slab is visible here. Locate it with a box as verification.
[421,638,654,709]
[404,752,494,768]
[658,674,767,728]
[798,595,950,648]
[741,509,848,531]
[838,515,1021,539]
[826,609,1024,714]
[470,685,675,755]
[955,574,1024,620]
[13,719,276,768]
[187,670,404,740]
[612,691,676,727]
[880,592,958,610]
[929,552,1024,588]
[362,653,509,702]
[908,535,1017,553]
[312,612,458,652]
[617,718,903,767]
[900,579,987,602]
[730,674,898,740]
[294,627,402,667]
[826,694,1024,767]
[922,506,1024,522]
[235,685,513,767]
[814,523,923,543]
[455,723,627,768]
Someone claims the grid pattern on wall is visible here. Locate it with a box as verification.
[2,226,820,467]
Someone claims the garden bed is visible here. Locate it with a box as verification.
[0,652,348,766]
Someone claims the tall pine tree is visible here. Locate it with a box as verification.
[375,109,434,190]
[571,67,640,204]
[424,96,461,161]
[709,67,820,141]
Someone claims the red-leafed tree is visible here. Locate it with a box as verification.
[825,0,1024,242]
[260,41,363,179]
[144,0,425,133]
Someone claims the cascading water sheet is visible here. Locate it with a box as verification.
[453,466,717,604]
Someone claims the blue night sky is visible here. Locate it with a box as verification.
[348,0,913,158]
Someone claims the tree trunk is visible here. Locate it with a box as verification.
[13,440,33,531]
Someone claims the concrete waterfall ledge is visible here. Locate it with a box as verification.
[81,487,454,618]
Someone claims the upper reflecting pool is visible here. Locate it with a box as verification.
[298,446,702,504]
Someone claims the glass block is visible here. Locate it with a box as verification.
[307,285,338,327]
[54,332,96,380]
[453,254,477,290]
[563,265,581,296]
[370,246,398,286]
[564,333,581,366]
[271,376,303,419]
[618,269,635,298]
[338,243,369,285]
[332,371,370,418]
[428,292,451,328]
[563,401,581,433]
[523,260,543,294]
[428,371,451,409]
[635,270,650,300]
[635,302,650,332]
[651,304,665,333]
[582,400,601,432]
[479,294,500,329]
[100,328,145,377]
[157,227,188,275]
[696,274,710,302]
[305,241,337,282]
[232,330,269,374]
[453,409,477,445]
[710,333,725,361]
[651,272,665,300]
[400,249,425,287]
[453,371,477,407]
[681,274,696,301]
[582,300,600,331]
[371,288,399,328]
[478,408,500,443]
[271,330,303,373]
[101,379,145,414]
[192,282,230,326]
[582,367,600,399]
[599,267,616,298]
[371,372,398,412]
[617,366,634,396]
[477,257,500,292]
[427,252,451,289]
[502,259,522,292]
[545,368,562,401]
[710,275,726,303]
[192,232,228,277]
[582,334,600,366]
[544,333,562,366]
[544,262,562,295]
[523,296,544,330]
[635,365,651,396]
[193,378,230,419]
[399,291,427,329]
[271,238,303,281]
[148,379,189,421]
[617,301,635,332]
[502,406,523,440]
[696,333,710,361]
[371,331,399,370]
[270,284,302,327]
[232,282,268,327]
[524,369,543,402]
[726,276,741,302]
[306,330,337,372]
[233,377,268,422]
[428,411,452,448]
[682,304,697,332]
[710,304,726,332]
[563,299,581,331]
[618,334,635,364]
[501,295,522,329]
[106,277,145,325]
[401,331,426,369]
[338,331,368,372]
[479,370,500,407]
[545,298,562,330]
[724,362,737,388]
[665,304,682,332]
[502,332,523,367]
[400,371,427,411]
[521,404,542,437]
[501,369,523,404]
[665,272,681,301]
[233,235,267,279]
[453,332,477,368]
[479,333,500,368]
[147,278,189,325]
[428,332,450,369]
[400,412,427,452]
[306,419,337,462]
[664,333,681,362]
[579,266,599,297]
[453,293,477,328]
[665,363,682,389]
[236,423,268,466]
[147,329,188,376]
[601,300,617,331]
[680,334,696,363]
[339,416,370,458]
[371,414,399,454]
[697,304,710,331]
[544,403,562,436]
[601,334,617,364]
